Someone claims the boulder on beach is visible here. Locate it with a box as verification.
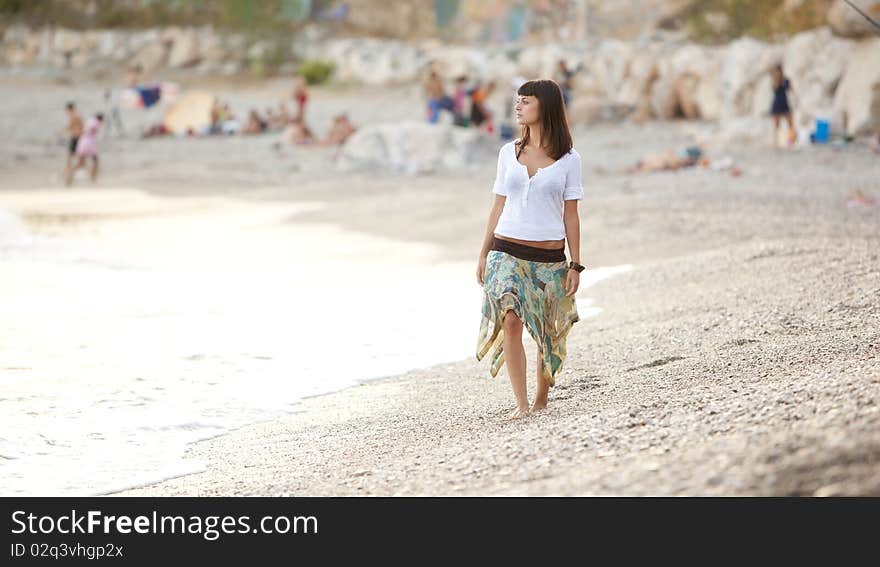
[336,121,500,175]
[782,27,854,131]
[166,28,201,68]
[832,37,880,136]
[304,38,424,86]
[719,37,783,122]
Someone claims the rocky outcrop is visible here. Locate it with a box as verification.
[782,27,854,131]
[2,23,878,140]
[832,37,880,135]
[336,121,498,175]
[0,25,281,75]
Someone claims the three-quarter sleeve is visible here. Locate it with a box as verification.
[563,149,584,201]
[491,144,508,196]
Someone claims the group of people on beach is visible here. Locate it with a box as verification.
[423,70,498,132]
[194,74,358,146]
[137,71,354,146]
[424,59,578,139]
[62,70,361,185]
[213,74,312,137]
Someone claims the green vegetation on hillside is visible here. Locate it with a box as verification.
[682,0,835,43]
[0,0,334,31]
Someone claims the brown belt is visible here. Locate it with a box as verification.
[491,236,566,263]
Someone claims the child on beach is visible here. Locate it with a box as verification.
[65,113,103,186]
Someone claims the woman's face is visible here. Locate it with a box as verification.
[515,95,540,126]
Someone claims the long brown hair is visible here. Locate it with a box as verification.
[515,79,573,161]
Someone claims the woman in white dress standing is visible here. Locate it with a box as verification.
[476,79,586,420]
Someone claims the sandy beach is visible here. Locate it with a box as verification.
[2,76,879,496]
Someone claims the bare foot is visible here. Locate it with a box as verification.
[530,398,547,413]
[508,406,530,420]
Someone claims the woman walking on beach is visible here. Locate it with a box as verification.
[476,79,585,420]
[770,64,796,146]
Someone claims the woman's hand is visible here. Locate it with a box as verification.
[476,256,487,286]
[565,268,580,297]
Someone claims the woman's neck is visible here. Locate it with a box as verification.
[527,125,544,149]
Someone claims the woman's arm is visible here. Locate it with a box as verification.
[563,200,581,264]
[480,195,506,258]
[482,145,510,258]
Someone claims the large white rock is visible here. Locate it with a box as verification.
[649,61,677,119]
[4,45,36,66]
[585,40,636,100]
[1,26,41,66]
[719,37,783,122]
[337,121,498,175]
[827,0,880,38]
[126,29,162,59]
[832,37,880,135]
[642,43,720,120]
[130,41,166,71]
[694,58,722,120]
[782,27,854,129]
[616,47,661,107]
[750,74,775,117]
[423,45,492,81]
[308,38,424,86]
[167,29,200,68]
[516,43,566,79]
[196,27,227,70]
[85,30,120,59]
[52,28,82,53]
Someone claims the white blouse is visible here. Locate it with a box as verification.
[491,140,584,241]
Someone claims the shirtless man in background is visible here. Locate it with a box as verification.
[64,102,84,180]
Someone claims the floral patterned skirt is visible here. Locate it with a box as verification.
[476,244,579,386]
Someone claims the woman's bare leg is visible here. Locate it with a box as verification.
[65,153,74,183]
[773,115,781,146]
[502,310,529,419]
[784,113,796,143]
[89,156,99,181]
[531,347,550,412]
[66,156,85,186]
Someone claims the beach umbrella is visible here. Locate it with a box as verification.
[162,91,215,135]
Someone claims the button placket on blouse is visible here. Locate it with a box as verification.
[522,166,537,207]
